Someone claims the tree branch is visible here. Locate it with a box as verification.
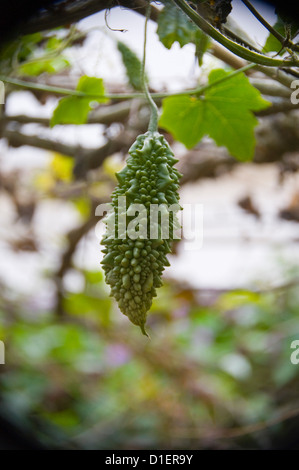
[8,0,160,40]
[249,78,292,98]
[2,111,149,179]
[3,128,80,156]
[4,104,299,183]
[3,100,135,127]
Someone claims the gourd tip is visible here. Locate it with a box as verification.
[140,323,150,338]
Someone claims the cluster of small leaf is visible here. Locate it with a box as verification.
[0,32,70,76]
[101,132,181,334]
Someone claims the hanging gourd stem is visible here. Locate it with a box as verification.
[142,2,159,133]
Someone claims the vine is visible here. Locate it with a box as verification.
[0,64,256,101]
[142,3,159,133]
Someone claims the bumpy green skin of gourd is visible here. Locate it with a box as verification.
[101,131,181,334]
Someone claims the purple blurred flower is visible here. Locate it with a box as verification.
[105,343,132,367]
[172,305,189,319]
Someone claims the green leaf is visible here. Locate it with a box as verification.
[76,75,107,103]
[159,68,270,161]
[63,292,112,326]
[19,57,70,76]
[157,0,198,49]
[51,96,91,126]
[263,19,285,54]
[263,17,299,54]
[84,270,104,284]
[194,30,210,66]
[73,197,92,218]
[218,290,262,311]
[46,36,63,51]
[0,33,43,73]
[50,153,74,181]
[160,95,206,148]
[51,75,107,126]
[17,33,43,61]
[117,41,145,91]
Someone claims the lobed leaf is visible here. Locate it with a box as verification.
[159,68,271,161]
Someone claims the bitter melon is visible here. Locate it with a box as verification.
[101,131,181,335]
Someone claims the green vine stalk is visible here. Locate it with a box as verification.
[0,64,256,102]
[172,0,299,67]
[142,3,159,133]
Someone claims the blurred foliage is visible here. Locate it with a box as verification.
[117,41,146,91]
[0,31,73,76]
[157,0,210,65]
[263,16,299,54]
[51,76,108,126]
[0,269,299,449]
[18,57,70,77]
[158,0,200,49]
